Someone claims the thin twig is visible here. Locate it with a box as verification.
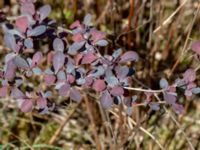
[124,86,165,93]
[109,110,165,150]
[48,102,81,145]
[154,94,195,150]
[1,127,34,150]
[132,77,195,150]
[153,0,188,33]
[127,0,135,48]
[169,3,200,77]
[84,94,102,150]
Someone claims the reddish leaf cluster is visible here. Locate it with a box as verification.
[0,0,199,115]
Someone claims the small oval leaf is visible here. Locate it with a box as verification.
[100,90,113,109]
[120,51,139,63]
[20,99,33,112]
[39,4,51,21]
[93,79,106,92]
[13,56,29,69]
[53,52,65,74]
[53,38,64,52]
[81,52,97,64]
[27,25,46,37]
[70,88,82,102]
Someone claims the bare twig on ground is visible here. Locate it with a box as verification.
[84,94,102,150]
[48,102,81,145]
[169,2,200,77]
[153,0,188,33]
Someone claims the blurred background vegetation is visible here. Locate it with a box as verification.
[0,0,200,149]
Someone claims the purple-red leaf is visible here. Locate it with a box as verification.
[91,29,106,43]
[44,74,56,85]
[81,52,97,64]
[172,103,184,114]
[5,60,16,81]
[36,97,47,109]
[100,90,113,109]
[53,38,64,52]
[93,79,106,92]
[0,86,8,97]
[20,3,35,15]
[70,20,81,29]
[32,51,43,67]
[20,99,33,112]
[15,16,28,33]
[11,87,25,99]
[191,41,200,55]
[120,51,139,63]
[110,86,124,96]
[163,92,176,105]
[69,88,82,102]
[53,52,65,73]
[72,34,84,42]
[183,68,196,83]
[67,74,75,84]
[58,83,70,96]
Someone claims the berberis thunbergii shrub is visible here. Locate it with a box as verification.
[0,0,200,114]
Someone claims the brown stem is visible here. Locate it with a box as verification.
[128,0,134,48]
